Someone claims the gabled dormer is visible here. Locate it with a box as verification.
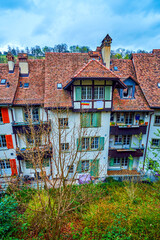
[120,77,138,99]
[64,59,126,111]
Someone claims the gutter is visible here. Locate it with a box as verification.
[143,111,154,170]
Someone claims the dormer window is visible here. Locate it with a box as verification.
[114,66,118,71]
[57,83,62,89]
[123,86,133,98]
[1,79,6,85]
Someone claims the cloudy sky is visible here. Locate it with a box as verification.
[0,0,160,51]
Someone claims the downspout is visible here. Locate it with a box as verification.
[143,112,154,170]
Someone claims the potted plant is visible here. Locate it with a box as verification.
[145,122,148,125]
[139,119,144,125]
[111,122,115,126]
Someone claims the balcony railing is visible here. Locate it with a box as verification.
[110,124,147,135]
[12,120,51,134]
[109,148,144,158]
[16,144,52,160]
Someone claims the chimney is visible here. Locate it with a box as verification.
[101,34,112,69]
[6,52,15,73]
[18,53,29,75]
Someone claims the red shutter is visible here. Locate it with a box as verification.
[1,108,10,123]
[6,135,14,149]
[9,159,18,176]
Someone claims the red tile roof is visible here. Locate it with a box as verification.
[132,51,160,108]
[0,63,19,105]
[73,59,121,79]
[110,59,150,111]
[44,52,91,108]
[13,59,45,105]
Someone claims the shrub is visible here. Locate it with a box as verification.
[0,195,19,239]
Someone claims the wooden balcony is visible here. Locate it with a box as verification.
[110,125,147,135]
[109,148,144,158]
[12,120,51,134]
[16,145,52,160]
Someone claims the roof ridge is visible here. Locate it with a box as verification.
[73,59,93,78]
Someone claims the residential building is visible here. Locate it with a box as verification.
[0,34,159,182]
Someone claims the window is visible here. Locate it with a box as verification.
[115,135,122,144]
[82,160,90,172]
[82,138,90,150]
[59,118,68,128]
[67,165,74,173]
[0,159,10,169]
[81,112,101,128]
[81,86,92,100]
[123,86,133,98]
[114,66,118,71]
[110,157,128,167]
[114,158,121,165]
[91,137,99,149]
[155,116,160,125]
[61,143,69,151]
[57,83,62,89]
[94,86,104,99]
[125,113,133,125]
[0,135,6,148]
[23,107,39,122]
[123,135,130,145]
[24,83,29,88]
[0,109,2,123]
[151,139,160,148]
[110,113,114,122]
[1,79,6,85]
[26,134,41,146]
[78,137,104,151]
[117,113,124,123]
[115,135,130,146]
[26,158,49,169]
[77,159,99,177]
[32,108,39,122]
[121,158,128,166]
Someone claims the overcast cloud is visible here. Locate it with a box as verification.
[0,0,160,51]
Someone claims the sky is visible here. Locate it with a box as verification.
[0,0,160,52]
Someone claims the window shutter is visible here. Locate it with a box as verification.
[77,161,82,173]
[109,158,114,166]
[99,137,104,150]
[75,86,81,101]
[105,86,111,100]
[92,113,101,127]
[81,113,91,127]
[6,135,13,149]
[90,159,99,177]
[9,159,18,176]
[129,159,133,170]
[77,138,82,151]
[1,108,10,123]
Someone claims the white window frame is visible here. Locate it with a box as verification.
[94,86,104,100]
[81,160,90,172]
[81,86,92,100]
[82,137,90,150]
[0,135,6,148]
[91,137,99,149]
[154,115,160,125]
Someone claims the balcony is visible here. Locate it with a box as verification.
[16,144,52,160]
[12,120,51,134]
[109,148,144,158]
[110,124,147,135]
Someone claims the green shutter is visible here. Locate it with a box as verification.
[99,137,104,150]
[129,159,133,170]
[109,158,114,166]
[90,159,99,177]
[105,86,111,100]
[77,138,82,151]
[92,112,101,127]
[81,113,91,127]
[77,161,82,173]
[75,86,81,101]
